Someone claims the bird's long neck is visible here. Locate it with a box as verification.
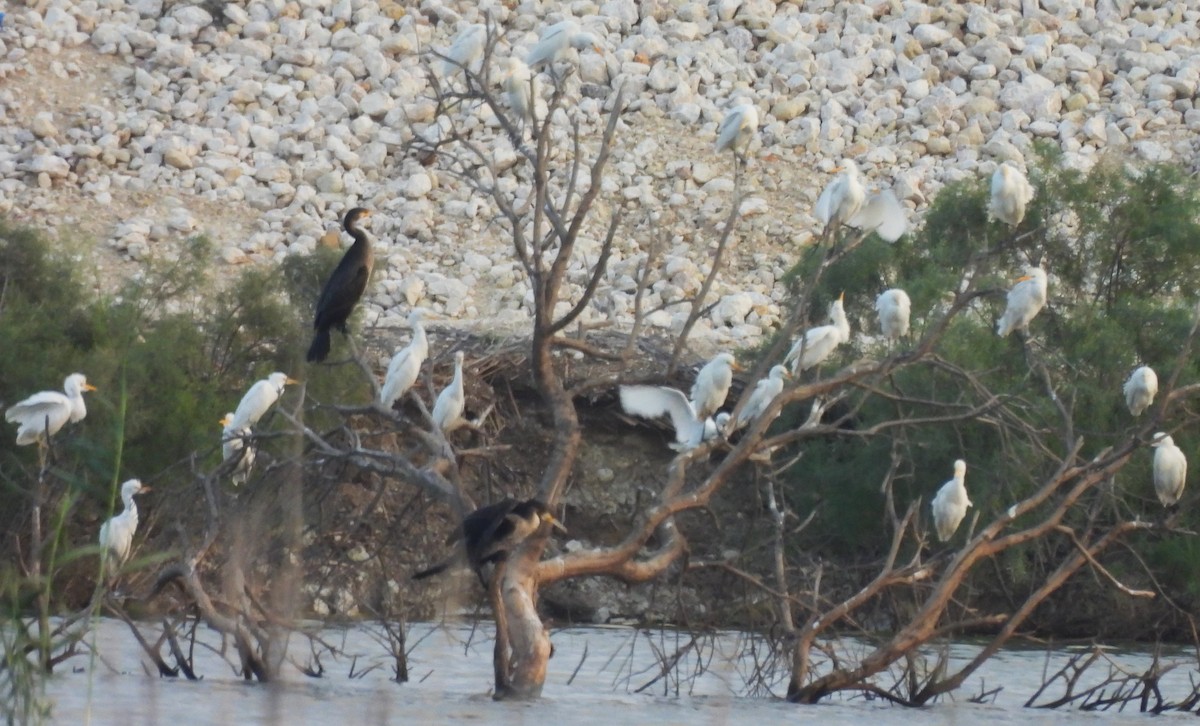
[452,360,463,387]
[413,323,428,355]
[345,220,374,268]
[123,491,139,526]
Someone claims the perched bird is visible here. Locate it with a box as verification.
[690,352,738,420]
[502,57,536,131]
[380,309,431,409]
[1151,433,1186,507]
[525,20,603,71]
[931,459,972,542]
[6,373,97,446]
[307,207,374,363]
[733,365,790,429]
[1123,365,1158,417]
[786,294,851,374]
[814,160,866,239]
[619,384,729,451]
[989,162,1035,227]
[849,189,908,242]
[229,372,296,431]
[875,288,912,342]
[99,478,151,584]
[714,101,759,159]
[219,413,255,486]
[412,497,567,581]
[431,351,466,433]
[440,23,486,77]
[996,266,1048,337]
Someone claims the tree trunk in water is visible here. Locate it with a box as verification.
[492,536,553,700]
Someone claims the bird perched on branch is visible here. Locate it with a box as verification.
[380,309,432,409]
[307,207,374,363]
[431,351,466,433]
[989,162,1035,227]
[502,57,535,133]
[733,365,790,430]
[875,289,911,343]
[1151,433,1186,508]
[6,373,96,446]
[690,352,739,420]
[440,23,486,78]
[786,294,851,374]
[229,372,296,431]
[931,459,971,542]
[412,498,567,582]
[815,160,866,240]
[619,384,730,452]
[1123,365,1158,417]
[996,265,1048,337]
[99,478,150,586]
[850,189,909,242]
[714,101,759,162]
[525,20,603,72]
[219,413,255,486]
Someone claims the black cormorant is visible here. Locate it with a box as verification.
[412,498,567,581]
[306,207,374,363]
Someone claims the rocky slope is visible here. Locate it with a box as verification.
[0,0,1198,355]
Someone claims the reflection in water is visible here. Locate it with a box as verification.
[41,619,1197,725]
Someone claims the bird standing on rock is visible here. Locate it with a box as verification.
[308,207,374,363]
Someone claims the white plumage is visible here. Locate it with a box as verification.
[996,266,1048,337]
[989,163,1035,227]
[5,373,96,445]
[1123,366,1158,417]
[815,161,866,236]
[848,189,908,242]
[99,478,150,581]
[734,365,790,429]
[786,294,851,374]
[714,102,759,156]
[229,372,296,431]
[219,413,255,486]
[875,289,912,342]
[525,20,602,70]
[931,459,971,542]
[503,57,535,129]
[380,309,431,408]
[432,351,466,433]
[619,384,728,451]
[690,352,737,420]
[1151,433,1186,507]
[441,23,486,77]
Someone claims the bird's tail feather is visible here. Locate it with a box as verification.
[307,329,331,363]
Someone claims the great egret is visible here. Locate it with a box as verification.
[1151,432,1186,507]
[989,162,1035,227]
[6,373,96,445]
[502,57,535,131]
[786,294,851,374]
[219,413,255,486]
[525,20,602,71]
[431,351,466,433]
[441,23,486,77]
[931,459,971,542]
[875,289,911,342]
[380,309,431,409]
[996,266,1048,337]
[691,352,738,420]
[413,497,567,581]
[99,478,150,583]
[714,101,759,159]
[734,365,790,429]
[814,160,866,239]
[230,372,296,430]
[849,189,908,242]
[1123,366,1158,417]
[619,384,729,451]
[308,207,373,363]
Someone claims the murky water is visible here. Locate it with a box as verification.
[35,619,1198,724]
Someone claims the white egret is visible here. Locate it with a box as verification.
[814,160,866,239]
[1151,433,1186,507]
[989,162,1035,227]
[714,101,759,159]
[219,413,255,486]
[690,352,738,420]
[380,309,431,409]
[99,478,150,583]
[6,373,96,445]
[502,57,535,130]
[441,23,486,77]
[734,365,790,429]
[931,459,971,542]
[431,351,466,433]
[996,266,1048,337]
[1123,366,1158,417]
[230,372,297,430]
[786,294,851,374]
[875,289,912,342]
[619,385,729,452]
[849,189,909,242]
[525,20,603,71]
